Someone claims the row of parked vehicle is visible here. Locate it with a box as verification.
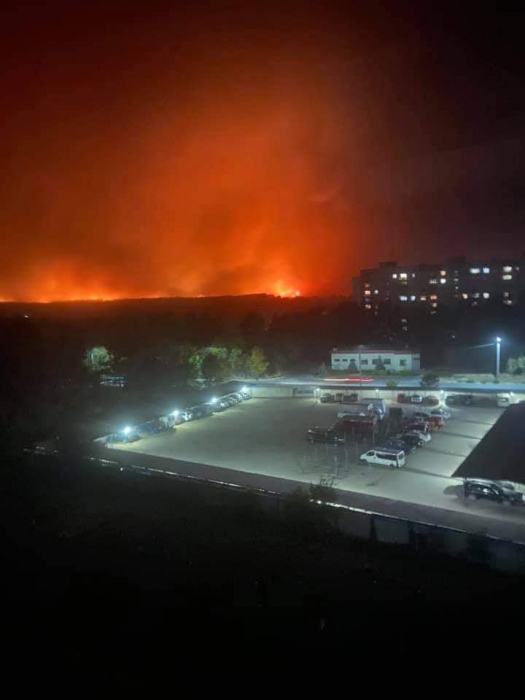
[175,388,252,423]
[397,393,440,405]
[177,389,251,422]
[111,388,252,443]
[358,409,451,468]
[307,404,452,469]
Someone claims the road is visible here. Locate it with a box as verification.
[252,374,525,392]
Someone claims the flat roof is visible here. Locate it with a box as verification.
[453,404,525,483]
[332,347,419,355]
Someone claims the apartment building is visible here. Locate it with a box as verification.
[353,256,525,310]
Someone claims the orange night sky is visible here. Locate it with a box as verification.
[1,4,524,302]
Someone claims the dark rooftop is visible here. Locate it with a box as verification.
[453,404,525,484]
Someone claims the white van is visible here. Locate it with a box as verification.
[359,448,405,468]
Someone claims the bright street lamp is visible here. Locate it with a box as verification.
[495,337,502,378]
[122,426,131,435]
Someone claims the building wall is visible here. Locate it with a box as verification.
[356,256,525,310]
[331,351,419,371]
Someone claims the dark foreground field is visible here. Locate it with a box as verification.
[3,454,524,686]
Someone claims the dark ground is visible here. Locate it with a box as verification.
[3,452,524,686]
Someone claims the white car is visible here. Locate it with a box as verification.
[430,408,451,420]
[404,430,431,443]
[410,394,423,403]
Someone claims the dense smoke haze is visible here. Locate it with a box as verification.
[1,4,524,301]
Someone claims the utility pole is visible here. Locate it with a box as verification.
[495,337,502,378]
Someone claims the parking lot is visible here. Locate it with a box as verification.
[113,395,525,525]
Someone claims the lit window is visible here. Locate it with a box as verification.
[483,292,490,299]
[399,295,408,302]
[431,302,438,308]
[364,282,371,287]
[410,295,416,301]
[365,303,372,309]
[439,278,446,284]
[453,277,459,282]
[515,266,520,272]
[429,278,437,284]
[364,290,371,296]
[472,292,480,299]
[503,299,513,306]
[420,295,427,301]
[440,270,446,276]
[461,293,468,300]
[503,265,512,273]
[482,267,490,274]
[401,318,407,323]
[430,294,437,301]
[392,274,398,279]
[412,273,416,278]
[502,274,512,281]
[503,291,510,298]
[373,289,379,294]
[470,268,480,274]
[399,273,408,280]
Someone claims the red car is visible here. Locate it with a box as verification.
[428,416,444,429]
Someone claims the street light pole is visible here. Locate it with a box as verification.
[495,337,501,378]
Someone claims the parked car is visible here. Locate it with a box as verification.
[430,408,451,420]
[395,433,424,448]
[413,411,431,421]
[341,393,359,403]
[446,393,473,406]
[239,389,252,400]
[180,409,194,422]
[403,429,431,443]
[112,430,141,444]
[422,395,440,406]
[383,438,416,454]
[410,394,423,404]
[190,404,212,419]
[307,428,345,445]
[359,449,405,468]
[212,398,230,411]
[428,416,444,429]
[320,394,335,403]
[223,395,239,406]
[404,420,429,434]
[230,392,244,402]
[464,480,525,506]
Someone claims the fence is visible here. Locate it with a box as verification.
[72,451,525,575]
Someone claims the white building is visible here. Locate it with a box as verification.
[330,347,420,372]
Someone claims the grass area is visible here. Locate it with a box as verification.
[452,373,525,383]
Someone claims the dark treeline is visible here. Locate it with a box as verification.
[1,296,525,447]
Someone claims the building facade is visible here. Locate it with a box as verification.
[330,347,420,372]
[353,256,525,311]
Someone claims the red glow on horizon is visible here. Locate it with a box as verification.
[0,9,362,303]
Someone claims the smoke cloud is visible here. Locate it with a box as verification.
[1,5,523,301]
